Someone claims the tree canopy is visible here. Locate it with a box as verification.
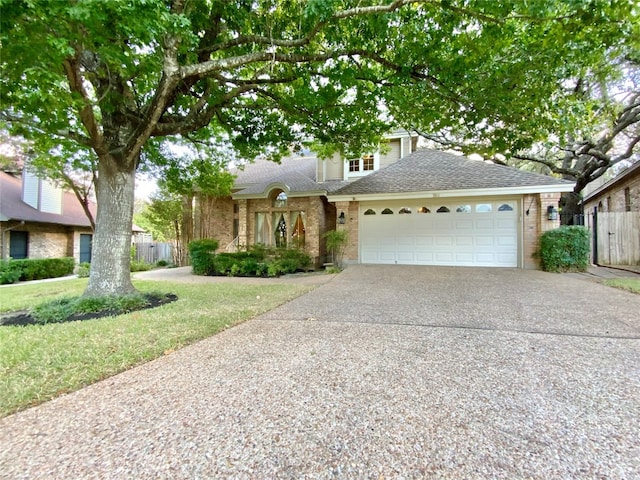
[1,0,636,295]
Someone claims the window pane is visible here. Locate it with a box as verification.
[436,206,450,213]
[381,208,394,215]
[349,159,359,172]
[456,205,471,213]
[364,208,376,215]
[274,213,287,247]
[291,211,306,248]
[475,204,492,213]
[399,207,412,214]
[417,207,431,213]
[498,203,514,211]
[274,191,287,208]
[362,155,374,171]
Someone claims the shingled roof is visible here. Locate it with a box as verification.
[232,155,349,197]
[0,171,95,227]
[331,149,573,197]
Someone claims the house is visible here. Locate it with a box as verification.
[582,161,640,266]
[582,161,640,214]
[204,131,574,269]
[0,169,96,263]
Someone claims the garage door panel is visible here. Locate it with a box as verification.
[360,200,519,267]
[456,236,474,246]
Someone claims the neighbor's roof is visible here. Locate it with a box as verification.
[0,171,96,226]
[582,160,640,203]
[330,149,574,199]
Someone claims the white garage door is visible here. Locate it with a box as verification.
[360,199,519,267]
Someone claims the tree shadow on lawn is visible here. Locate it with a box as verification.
[0,293,178,327]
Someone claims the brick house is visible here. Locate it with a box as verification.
[0,170,97,262]
[204,131,574,269]
[582,161,640,214]
[582,161,640,266]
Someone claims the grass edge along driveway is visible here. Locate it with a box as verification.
[0,278,314,418]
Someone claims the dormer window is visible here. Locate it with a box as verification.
[348,154,376,173]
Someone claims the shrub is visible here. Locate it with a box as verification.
[0,260,22,284]
[0,257,75,283]
[275,247,312,272]
[77,262,91,278]
[156,259,168,267]
[188,239,219,275]
[323,229,348,269]
[195,246,311,277]
[130,260,152,272]
[537,226,590,272]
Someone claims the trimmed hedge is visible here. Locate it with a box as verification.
[187,241,312,277]
[538,226,590,272]
[0,257,75,284]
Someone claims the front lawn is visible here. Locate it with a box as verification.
[0,279,313,417]
[603,278,640,294]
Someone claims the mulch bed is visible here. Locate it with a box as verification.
[0,293,178,327]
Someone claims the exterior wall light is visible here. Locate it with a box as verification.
[338,211,346,224]
[547,205,558,221]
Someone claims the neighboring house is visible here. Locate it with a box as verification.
[204,131,574,269]
[1,169,96,263]
[582,161,640,214]
[582,161,640,266]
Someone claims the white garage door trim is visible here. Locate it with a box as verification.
[359,198,520,267]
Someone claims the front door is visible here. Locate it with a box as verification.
[79,234,92,263]
[9,231,28,259]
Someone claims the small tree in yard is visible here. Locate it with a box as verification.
[324,230,348,270]
[0,1,633,298]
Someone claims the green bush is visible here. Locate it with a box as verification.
[0,260,22,284]
[537,226,590,272]
[0,257,75,283]
[188,239,219,275]
[194,245,311,277]
[130,260,152,272]
[77,262,91,278]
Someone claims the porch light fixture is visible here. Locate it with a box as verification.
[547,205,558,221]
[338,211,346,224]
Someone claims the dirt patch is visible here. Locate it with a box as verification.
[0,294,178,327]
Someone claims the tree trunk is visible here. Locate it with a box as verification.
[84,161,137,296]
[180,193,194,266]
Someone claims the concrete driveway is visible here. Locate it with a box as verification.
[1,265,639,479]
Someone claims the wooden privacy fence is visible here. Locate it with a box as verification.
[587,211,640,266]
[134,242,174,264]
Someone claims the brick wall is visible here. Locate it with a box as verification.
[584,171,640,213]
[522,193,562,269]
[213,194,331,266]
[4,223,76,260]
[334,200,359,263]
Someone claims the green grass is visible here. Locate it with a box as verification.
[0,279,313,417]
[603,278,640,294]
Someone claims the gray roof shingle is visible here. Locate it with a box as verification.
[331,149,573,196]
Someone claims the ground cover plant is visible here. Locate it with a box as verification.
[603,278,640,294]
[0,279,313,417]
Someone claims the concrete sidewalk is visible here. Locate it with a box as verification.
[1,265,639,479]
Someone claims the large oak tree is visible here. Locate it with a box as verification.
[0,0,634,296]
